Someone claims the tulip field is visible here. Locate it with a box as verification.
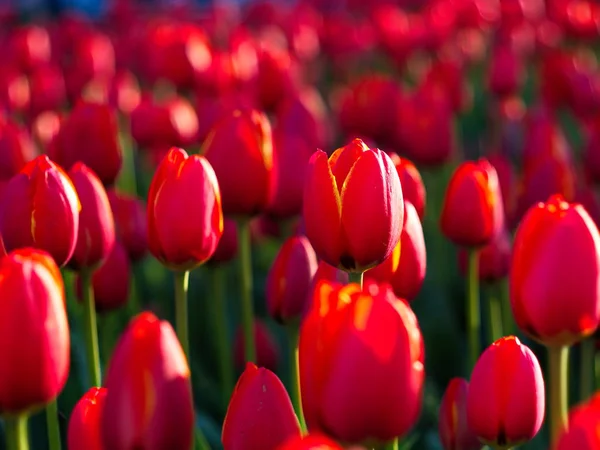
[2,0,600,449]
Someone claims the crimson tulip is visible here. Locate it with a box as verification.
[0,155,80,267]
[68,387,107,450]
[303,138,403,272]
[390,154,425,221]
[107,189,147,262]
[234,320,280,372]
[147,147,223,271]
[208,218,238,264]
[0,116,37,180]
[438,378,480,450]
[277,434,343,450]
[556,393,600,449]
[487,43,523,98]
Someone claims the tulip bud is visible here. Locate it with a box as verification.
[556,393,600,449]
[303,138,403,272]
[208,218,238,264]
[101,312,194,450]
[0,116,37,180]
[222,363,301,450]
[68,387,107,450]
[488,43,523,98]
[267,235,318,324]
[300,280,424,444]
[510,195,600,346]
[438,378,480,450]
[467,336,545,448]
[277,434,343,450]
[234,320,280,372]
[68,163,116,270]
[107,189,148,262]
[365,201,426,301]
[0,155,80,267]
[389,154,425,221]
[441,159,504,247]
[0,248,69,412]
[147,147,224,271]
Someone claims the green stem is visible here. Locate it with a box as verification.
[46,399,61,450]
[467,249,481,371]
[548,346,569,447]
[383,438,398,450]
[81,269,102,387]
[194,426,211,450]
[487,284,503,344]
[210,266,234,406]
[580,338,595,402]
[5,414,29,450]
[237,220,256,363]
[287,327,306,432]
[174,271,191,362]
[595,350,600,393]
[499,278,516,337]
[348,271,364,288]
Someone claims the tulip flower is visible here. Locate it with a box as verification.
[0,116,37,181]
[107,189,148,262]
[68,387,107,450]
[487,43,523,98]
[556,393,600,449]
[365,201,426,301]
[389,154,425,221]
[208,218,238,265]
[222,363,301,450]
[300,280,424,444]
[303,138,403,274]
[101,312,194,450]
[0,155,80,267]
[467,336,545,449]
[438,378,480,450]
[234,320,280,373]
[277,434,343,450]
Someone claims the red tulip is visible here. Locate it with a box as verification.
[222,363,301,450]
[300,280,424,444]
[254,45,300,113]
[556,393,600,449]
[203,108,274,216]
[107,189,147,262]
[0,66,30,115]
[277,434,343,450]
[0,248,69,413]
[365,201,426,301]
[208,218,238,264]
[68,387,107,450]
[487,43,523,99]
[441,159,504,247]
[389,154,426,221]
[68,163,116,270]
[147,147,224,271]
[28,63,66,117]
[101,312,194,450]
[9,25,52,73]
[467,336,545,448]
[0,116,37,180]
[510,195,600,346]
[438,378,480,450]
[303,138,403,272]
[0,155,80,267]
[423,57,470,113]
[312,261,349,287]
[458,228,512,282]
[487,153,517,226]
[234,320,280,372]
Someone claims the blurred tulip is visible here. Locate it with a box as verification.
[423,57,470,113]
[458,228,512,283]
[556,393,600,449]
[107,189,147,262]
[28,63,66,118]
[68,387,107,450]
[267,235,318,324]
[441,159,504,247]
[254,44,300,113]
[277,434,343,450]
[0,66,30,115]
[365,201,426,301]
[203,108,273,216]
[68,164,115,270]
[438,378,480,450]
[147,147,223,271]
[467,336,545,448]
[208,218,239,264]
[0,116,37,180]
[389,154,426,221]
[0,155,79,267]
[510,195,600,346]
[108,70,141,116]
[0,248,69,412]
[488,43,523,98]
[311,261,349,288]
[303,138,403,272]
[487,153,517,226]
[300,280,424,444]
[101,312,194,450]
[9,25,52,73]
[49,101,122,186]
[234,320,280,372]
[222,363,301,450]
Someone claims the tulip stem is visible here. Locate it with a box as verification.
[210,266,234,407]
[580,338,595,401]
[383,438,398,450]
[174,270,191,362]
[348,271,364,288]
[46,399,61,450]
[81,269,102,387]
[499,278,516,337]
[237,219,256,363]
[548,345,569,446]
[595,351,600,394]
[287,327,306,432]
[487,284,503,344]
[467,249,481,371]
[5,414,29,450]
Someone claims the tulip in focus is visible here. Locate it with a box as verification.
[222,363,301,450]
[438,378,480,450]
[467,336,545,448]
[303,138,403,272]
[68,387,107,450]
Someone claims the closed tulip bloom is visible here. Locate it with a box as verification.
[68,163,116,270]
[303,138,403,272]
[0,155,80,267]
[277,434,343,450]
[365,201,426,301]
[68,387,107,450]
[267,235,318,324]
[390,154,426,221]
[147,147,224,271]
[510,195,600,346]
[222,363,301,450]
[556,394,600,450]
[300,280,424,444]
[107,189,148,262]
[203,108,273,216]
[0,248,69,412]
[441,159,504,247]
[101,312,194,450]
[467,336,545,448]
[438,378,480,450]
